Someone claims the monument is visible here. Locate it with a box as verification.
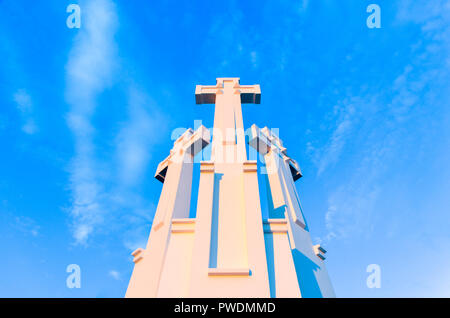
[126,78,335,298]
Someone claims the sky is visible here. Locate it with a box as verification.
[0,0,449,297]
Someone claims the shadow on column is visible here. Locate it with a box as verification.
[264,234,276,297]
[209,173,223,268]
[291,249,323,298]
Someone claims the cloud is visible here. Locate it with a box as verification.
[108,270,121,281]
[309,96,358,176]
[319,1,450,243]
[116,88,164,187]
[13,89,38,135]
[250,51,258,69]
[13,89,32,112]
[396,0,450,25]
[297,0,310,13]
[320,121,388,243]
[21,120,38,135]
[12,216,40,237]
[65,0,163,247]
[324,185,379,242]
[65,0,119,245]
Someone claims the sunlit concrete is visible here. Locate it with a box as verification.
[126,78,335,298]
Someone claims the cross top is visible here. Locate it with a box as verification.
[195,78,261,105]
[195,78,261,162]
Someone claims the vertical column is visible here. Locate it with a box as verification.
[212,78,245,163]
[217,80,238,146]
[278,157,307,229]
[264,148,288,218]
[234,89,247,162]
[242,161,270,297]
[188,161,216,297]
[263,149,302,297]
[214,163,247,270]
[264,142,335,298]
[264,148,306,226]
[126,153,193,298]
[210,90,223,163]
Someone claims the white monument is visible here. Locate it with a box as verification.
[126,78,335,298]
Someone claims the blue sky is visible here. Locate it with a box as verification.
[0,0,449,297]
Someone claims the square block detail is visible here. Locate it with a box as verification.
[313,244,327,261]
[200,161,215,173]
[208,268,251,277]
[243,160,258,172]
[131,248,145,264]
[171,218,196,233]
[263,219,288,233]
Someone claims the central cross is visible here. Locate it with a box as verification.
[195,78,260,162]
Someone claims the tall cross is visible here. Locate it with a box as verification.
[195,78,261,162]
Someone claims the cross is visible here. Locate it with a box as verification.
[154,125,210,183]
[195,78,261,162]
[248,124,303,181]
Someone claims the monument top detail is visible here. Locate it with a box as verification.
[194,77,261,161]
[195,77,261,104]
[125,77,335,298]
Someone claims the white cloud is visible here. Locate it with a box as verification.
[250,51,258,69]
[65,0,163,247]
[320,1,450,244]
[323,185,379,242]
[297,0,309,14]
[108,270,121,281]
[12,216,40,237]
[396,0,450,26]
[13,89,38,135]
[116,88,164,186]
[65,0,119,245]
[22,119,38,135]
[312,97,357,176]
[14,89,32,113]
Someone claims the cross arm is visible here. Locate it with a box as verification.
[195,85,218,104]
[237,85,261,104]
[154,125,210,183]
[247,124,302,181]
[195,78,261,104]
[285,157,302,181]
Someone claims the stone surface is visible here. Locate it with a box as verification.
[125,78,335,298]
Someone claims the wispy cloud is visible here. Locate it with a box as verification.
[65,0,118,245]
[65,0,164,247]
[319,0,450,243]
[250,51,259,69]
[108,270,121,281]
[315,98,357,176]
[116,87,164,187]
[12,215,40,237]
[297,0,310,14]
[324,183,380,242]
[13,89,38,135]
[320,124,387,243]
